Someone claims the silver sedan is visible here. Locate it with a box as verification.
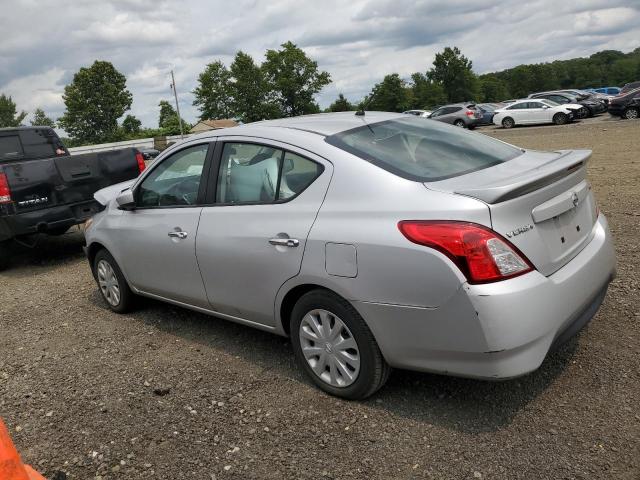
[85,112,616,399]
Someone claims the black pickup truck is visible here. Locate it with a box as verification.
[0,126,145,269]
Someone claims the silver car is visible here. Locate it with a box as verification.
[85,112,616,399]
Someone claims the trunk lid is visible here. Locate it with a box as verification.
[425,149,598,276]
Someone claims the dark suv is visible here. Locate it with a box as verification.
[608,88,640,119]
[428,103,482,129]
[620,81,640,95]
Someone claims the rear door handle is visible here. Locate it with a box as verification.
[168,231,188,239]
[269,238,299,248]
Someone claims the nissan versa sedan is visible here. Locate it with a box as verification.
[84,112,616,399]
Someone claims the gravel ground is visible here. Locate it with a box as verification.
[1,117,639,480]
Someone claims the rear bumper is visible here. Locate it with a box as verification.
[0,200,102,241]
[355,214,616,379]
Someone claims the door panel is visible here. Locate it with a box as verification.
[112,142,213,307]
[196,140,332,326]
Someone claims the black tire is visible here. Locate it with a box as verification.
[553,112,569,125]
[93,249,135,313]
[453,119,466,128]
[290,289,390,400]
[502,117,515,129]
[0,240,10,271]
[577,107,589,119]
[623,107,639,120]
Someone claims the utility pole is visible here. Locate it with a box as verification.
[170,70,184,139]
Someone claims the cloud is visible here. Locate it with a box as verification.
[0,0,638,130]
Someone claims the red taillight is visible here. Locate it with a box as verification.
[398,221,534,284]
[135,152,146,173]
[465,110,474,117]
[0,171,12,204]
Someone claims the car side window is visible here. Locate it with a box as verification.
[215,143,322,204]
[507,103,524,110]
[137,143,209,208]
[279,152,322,200]
[430,108,443,118]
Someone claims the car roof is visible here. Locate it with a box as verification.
[191,111,406,139]
[0,126,55,132]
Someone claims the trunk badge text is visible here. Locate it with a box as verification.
[506,224,534,238]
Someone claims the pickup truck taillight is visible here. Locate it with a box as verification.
[0,171,12,204]
[135,152,146,173]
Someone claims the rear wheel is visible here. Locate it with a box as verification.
[0,240,10,271]
[553,112,569,125]
[290,289,390,399]
[453,119,466,128]
[501,117,515,129]
[93,249,135,313]
[623,107,639,119]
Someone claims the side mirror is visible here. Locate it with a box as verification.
[116,189,136,210]
[542,105,549,109]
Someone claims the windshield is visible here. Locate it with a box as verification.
[325,117,522,182]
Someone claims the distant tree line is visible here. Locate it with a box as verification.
[1,45,638,146]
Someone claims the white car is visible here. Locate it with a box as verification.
[402,109,432,117]
[493,99,583,128]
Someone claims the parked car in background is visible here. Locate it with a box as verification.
[556,89,610,109]
[608,88,640,119]
[402,109,432,117]
[493,99,581,128]
[84,111,615,400]
[528,91,605,117]
[0,126,145,270]
[428,103,481,128]
[137,147,160,160]
[620,81,640,94]
[587,87,621,96]
[476,103,502,125]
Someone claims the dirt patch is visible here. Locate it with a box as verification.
[1,117,639,479]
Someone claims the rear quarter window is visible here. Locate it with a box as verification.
[325,117,521,182]
[0,135,23,161]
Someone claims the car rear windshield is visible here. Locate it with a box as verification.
[325,117,522,182]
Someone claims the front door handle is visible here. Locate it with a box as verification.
[168,231,188,239]
[269,237,299,248]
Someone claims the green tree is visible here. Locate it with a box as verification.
[366,74,410,112]
[328,93,354,112]
[58,61,133,144]
[478,75,509,102]
[30,108,56,128]
[157,100,190,135]
[262,41,331,117]
[408,73,447,108]
[192,60,234,120]
[230,51,280,123]
[121,114,141,134]
[0,94,27,127]
[428,47,478,102]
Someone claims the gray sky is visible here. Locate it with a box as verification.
[1,0,639,129]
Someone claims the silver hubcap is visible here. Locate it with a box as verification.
[626,109,638,119]
[299,309,360,388]
[97,259,121,306]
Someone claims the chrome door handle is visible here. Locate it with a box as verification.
[168,231,188,239]
[269,237,299,248]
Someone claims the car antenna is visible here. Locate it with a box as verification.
[355,90,377,116]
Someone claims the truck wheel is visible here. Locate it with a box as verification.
[623,108,639,119]
[0,240,10,271]
[93,249,135,313]
[553,113,569,125]
[290,289,390,400]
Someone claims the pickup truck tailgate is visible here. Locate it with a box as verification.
[3,148,140,212]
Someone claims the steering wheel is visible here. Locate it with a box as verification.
[162,178,200,206]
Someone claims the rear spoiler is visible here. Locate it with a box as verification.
[426,149,591,204]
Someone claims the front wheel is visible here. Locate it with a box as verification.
[553,112,569,125]
[93,249,135,313]
[501,117,515,129]
[290,290,390,399]
[623,107,639,119]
